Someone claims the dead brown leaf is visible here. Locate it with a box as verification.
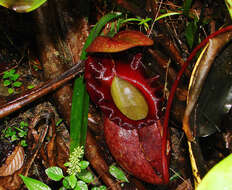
[0,145,24,177]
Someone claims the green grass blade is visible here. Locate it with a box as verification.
[183,0,193,16]
[80,84,89,147]
[70,76,89,152]
[154,12,181,22]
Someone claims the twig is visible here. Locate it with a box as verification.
[0,63,83,119]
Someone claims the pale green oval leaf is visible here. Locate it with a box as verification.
[3,80,11,87]
[80,161,89,170]
[27,85,35,89]
[8,88,14,94]
[196,154,232,190]
[62,177,70,189]
[91,186,107,190]
[109,165,129,183]
[19,175,51,190]
[66,174,77,189]
[13,81,22,87]
[74,180,88,190]
[45,167,64,181]
[76,170,94,183]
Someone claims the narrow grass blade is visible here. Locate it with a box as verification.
[70,76,89,152]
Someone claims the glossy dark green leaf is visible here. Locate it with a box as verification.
[19,175,51,190]
[45,167,64,181]
[70,76,89,152]
[0,0,47,13]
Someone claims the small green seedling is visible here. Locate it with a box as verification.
[2,121,29,147]
[56,119,63,127]
[20,146,128,190]
[3,69,22,94]
[27,85,35,89]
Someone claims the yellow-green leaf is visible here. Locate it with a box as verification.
[196,154,232,190]
[0,0,47,13]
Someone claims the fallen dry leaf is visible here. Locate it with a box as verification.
[0,145,24,177]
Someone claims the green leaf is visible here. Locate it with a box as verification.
[19,175,51,190]
[80,12,122,60]
[4,127,15,137]
[80,161,89,170]
[226,0,232,20]
[185,21,198,49]
[70,76,89,152]
[56,119,63,126]
[9,69,16,75]
[11,73,20,81]
[62,177,71,189]
[138,18,152,25]
[20,139,28,147]
[8,88,14,94]
[13,81,22,87]
[27,85,35,89]
[91,186,107,190]
[76,170,94,183]
[66,174,77,189]
[183,0,193,16]
[59,187,66,190]
[18,130,27,138]
[3,71,10,79]
[0,0,47,13]
[3,80,11,87]
[154,12,181,22]
[109,165,129,183]
[74,181,88,190]
[11,134,19,141]
[196,154,232,190]
[20,121,29,128]
[45,167,64,181]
